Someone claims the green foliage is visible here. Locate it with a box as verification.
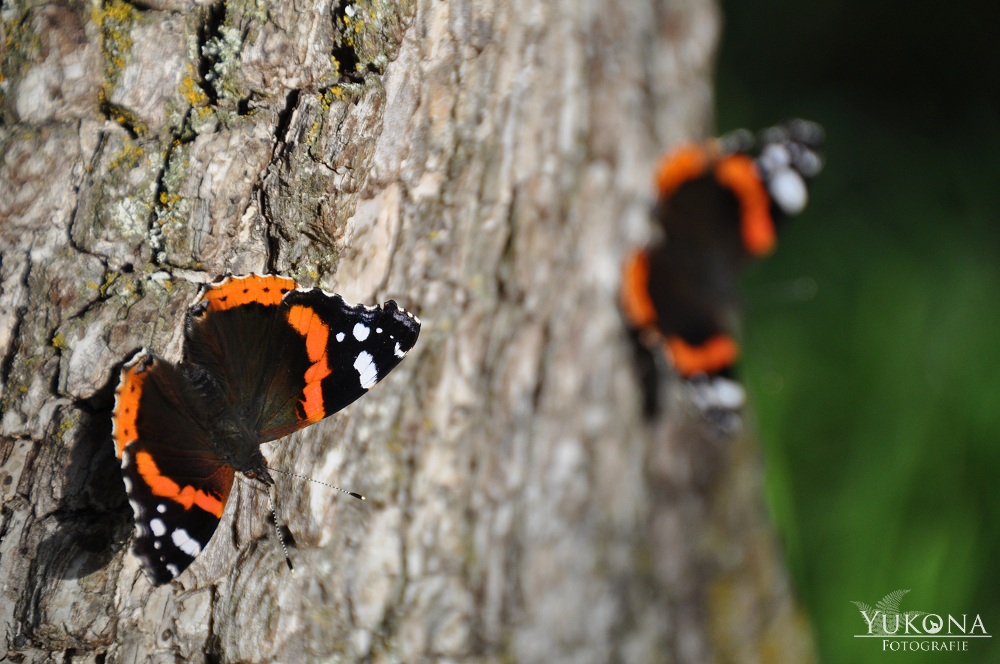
[717,0,1000,661]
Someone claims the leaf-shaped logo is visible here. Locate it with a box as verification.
[852,589,926,635]
[876,589,910,614]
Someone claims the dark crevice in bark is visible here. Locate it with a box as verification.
[196,0,228,106]
[0,258,30,392]
[258,86,304,274]
[331,2,362,82]
[0,307,24,391]
[530,320,551,414]
[66,132,116,270]
[256,187,281,275]
[98,101,142,140]
[273,88,301,150]
[495,186,521,303]
[149,107,202,267]
[236,94,253,116]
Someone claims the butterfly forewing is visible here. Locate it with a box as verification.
[183,276,421,443]
[255,288,421,441]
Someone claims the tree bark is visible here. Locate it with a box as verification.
[0,0,814,661]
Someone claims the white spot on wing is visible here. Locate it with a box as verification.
[688,376,746,412]
[353,323,370,341]
[394,342,406,358]
[336,332,345,342]
[711,378,747,409]
[157,503,167,514]
[166,563,180,578]
[354,351,378,389]
[150,518,166,537]
[172,528,202,557]
[759,143,791,171]
[122,476,133,493]
[769,169,807,215]
[154,540,162,550]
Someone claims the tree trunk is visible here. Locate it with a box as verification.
[0,0,814,661]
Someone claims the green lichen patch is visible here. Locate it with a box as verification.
[332,0,414,79]
[93,0,137,94]
[201,23,243,105]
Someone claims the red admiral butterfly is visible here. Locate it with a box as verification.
[112,274,420,585]
[621,120,823,412]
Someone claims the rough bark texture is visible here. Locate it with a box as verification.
[0,0,814,662]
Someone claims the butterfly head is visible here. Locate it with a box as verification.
[242,462,275,486]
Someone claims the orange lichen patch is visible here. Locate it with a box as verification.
[714,155,775,256]
[199,275,298,312]
[286,304,333,422]
[620,250,658,328]
[113,358,149,459]
[135,450,231,518]
[654,144,711,198]
[665,334,739,377]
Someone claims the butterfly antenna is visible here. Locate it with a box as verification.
[265,466,366,501]
[267,485,294,571]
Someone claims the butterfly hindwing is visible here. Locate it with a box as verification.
[113,350,235,584]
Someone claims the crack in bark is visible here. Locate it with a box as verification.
[272,88,302,153]
[0,256,31,401]
[196,0,228,106]
[331,1,363,83]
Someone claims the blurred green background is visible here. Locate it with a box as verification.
[715,0,1000,661]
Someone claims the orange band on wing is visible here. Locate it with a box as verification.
[200,275,298,312]
[620,250,658,328]
[666,334,739,377]
[654,144,711,198]
[286,304,333,422]
[113,361,148,459]
[714,155,775,256]
[135,450,230,518]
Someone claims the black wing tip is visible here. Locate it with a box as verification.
[278,288,422,342]
[144,567,176,586]
[382,299,421,330]
[134,544,189,586]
